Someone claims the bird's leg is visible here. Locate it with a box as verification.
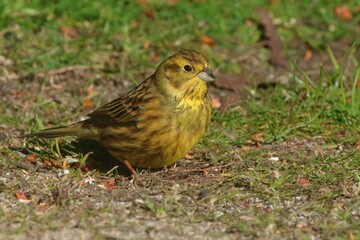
[122,159,143,185]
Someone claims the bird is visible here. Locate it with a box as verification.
[21,49,215,178]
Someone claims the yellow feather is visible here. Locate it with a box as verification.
[21,50,215,172]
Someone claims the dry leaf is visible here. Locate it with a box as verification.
[13,90,24,97]
[143,40,152,49]
[43,159,53,166]
[297,177,310,186]
[15,191,28,200]
[202,169,209,176]
[150,53,161,62]
[355,141,360,151]
[60,26,79,38]
[37,202,51,211]
[103,182,115,189]
[297,225,307,231]
[335,5,353,21]
[241,146,252,151]
[211,97,221,109]
[304,44,313,61]
[83,98,93,109]
[199,35,215,47]
[25,153,36,163]
[250,134,265,143]
[143,9,155,20]
[324,130,332,136]
[246,19,254,26]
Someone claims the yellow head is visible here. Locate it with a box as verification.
[154,50,215,102]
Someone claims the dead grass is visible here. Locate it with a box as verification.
[1,1,360,239]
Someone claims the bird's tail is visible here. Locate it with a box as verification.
[19,123,97,140]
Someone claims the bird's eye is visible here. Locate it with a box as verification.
[183,65,193,72]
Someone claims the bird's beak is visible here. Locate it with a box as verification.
[197,68,216,82]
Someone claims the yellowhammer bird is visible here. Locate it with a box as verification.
[21,49,215,177]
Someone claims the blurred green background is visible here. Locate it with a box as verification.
[1,0,359,75]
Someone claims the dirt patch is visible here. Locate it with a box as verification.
[1,131,359,239]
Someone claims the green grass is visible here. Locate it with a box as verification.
[1,0,359,75]
[1,0,360,239]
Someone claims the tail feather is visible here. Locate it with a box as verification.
[19,126,83,138]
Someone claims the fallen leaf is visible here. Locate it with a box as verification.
[245,19,254,27]
[13,90,24,97]
[60,26,79,38]
[250,134,265,143]
[143,40,152,49]
[297,225,307,231]
[25,153,36,163]
[297,177,310,186]
[43,159,53,166]
[143,9,155,20]
[355,141,360,151]
[304,43,313,61]
[37,202,51,211]
[324,130,332,136]
[337,201,345,208]
[199,35,215,47]
[83,98,92,109]
[326,147,334,152]
[211,97,221,109]
[241,146,252,151]
[335,5,353,21]
[150,53,161,62]
[15,191,28,200]
[103,182,115,189]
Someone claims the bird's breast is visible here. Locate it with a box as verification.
[104,96,211,168]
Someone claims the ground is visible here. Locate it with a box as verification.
[0,1,360,239]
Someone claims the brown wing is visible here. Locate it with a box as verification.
[82,77,154,128]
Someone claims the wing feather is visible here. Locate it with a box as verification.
[83,77,154,128]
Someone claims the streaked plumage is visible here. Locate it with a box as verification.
[21,50,215,175]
